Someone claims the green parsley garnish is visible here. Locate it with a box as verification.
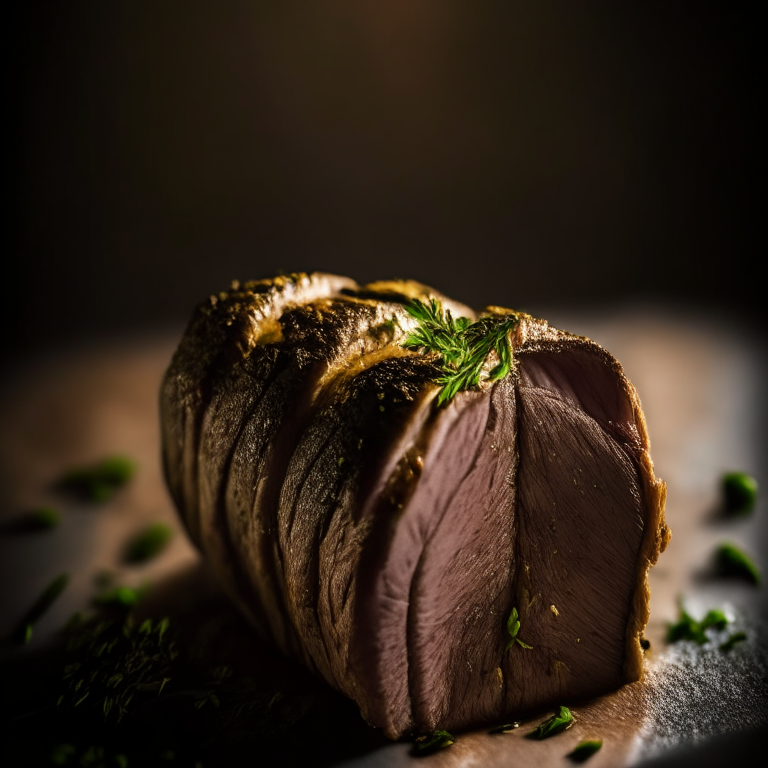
[715,542,760,584]
[570,739,603,762]
[412,730,455,755]
[719,631,747,652]
[60,456,136,502]
[722,471,757,515]
[125,523,174,563]
[666,600,729,645]
[12,572,70,644]
[529,705,575,739]
[505,607,533,651]
[402,298,519,406]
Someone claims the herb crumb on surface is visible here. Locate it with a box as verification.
[715,542,760,584]
[722,471,758,515]
[489,722,520,734]
[11,572,70,644]
[569,738,603,762]
[528,706,575,739]
[124,523,174,563]
[59,456,137,503]
[666,600,730,645]
[412,730,455,756]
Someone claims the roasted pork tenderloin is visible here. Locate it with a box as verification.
[161,272,669,739]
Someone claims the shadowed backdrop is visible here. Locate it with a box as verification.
[6,1,760,362]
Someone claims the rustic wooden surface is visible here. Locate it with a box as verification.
[1,307,766,766]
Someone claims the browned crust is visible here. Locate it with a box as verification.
[162,274,670,738]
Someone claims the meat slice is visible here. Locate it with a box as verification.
[160,273,669,740]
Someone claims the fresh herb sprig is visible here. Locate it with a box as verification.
[529,705,575,739]
[402,298,518,406]
[505,607,533,651]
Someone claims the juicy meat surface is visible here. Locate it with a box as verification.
[160,272,669,739]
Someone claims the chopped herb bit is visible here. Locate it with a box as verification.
[125,523,173,563]
[529,706,575,739]
[722,471,757,515]
[490,722,520,733]
[59,615,178,723]
[666,600,730,645]
[505,607,533,651]
[60,456,136,502]
[1,506,62,534]
[640,637,651,651]
[12,572,69,644]
[720,631,747,652]
[570,739,603,762]
[50,743,76,764]
[412,730,455,756]
[402,298,519,406]
[715,542,760,585]
[32,505,61,529]
[95,582,150,608]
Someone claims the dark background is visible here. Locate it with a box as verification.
[5,1,761,363]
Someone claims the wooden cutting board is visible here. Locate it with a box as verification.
[1,307,765,766]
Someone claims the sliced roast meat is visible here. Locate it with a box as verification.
[160,272,669,739]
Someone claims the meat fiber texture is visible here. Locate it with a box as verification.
[160,272,670,739]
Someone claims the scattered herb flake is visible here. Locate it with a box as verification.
[32,505,61,529]
[412,730,455,756]
[666,600,730,645]
[60,456,136,502]
[95,582,151,608]
[640,637,651,651]
[722,471,758,515]
[505,607,533,651]
[529,706,575,739]
[50,743,76,764]
[59,614,178,723]
[489,722,520,734]
[12,572,70,644]
[720,631,747,652]
[402,298,519,406]
[570,739,603,762]
[715,542,761,585]
[125,523,174,563]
